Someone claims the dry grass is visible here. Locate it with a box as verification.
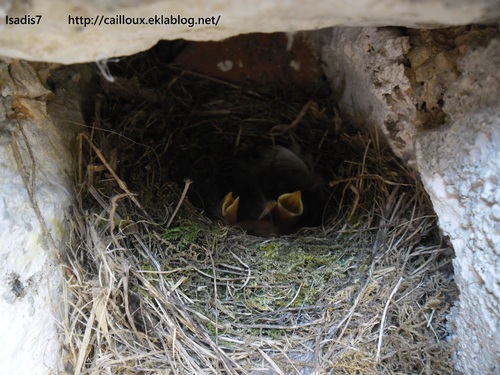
[62,43,457,374]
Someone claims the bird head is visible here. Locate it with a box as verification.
[269,190,304,234]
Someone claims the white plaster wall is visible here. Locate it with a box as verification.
[0,61,85,375]
[415,38,500,375]
[318,27,418,163]
[0,0,499,64]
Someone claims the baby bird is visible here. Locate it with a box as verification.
[271,190,304,234]
[209,144,323,236]
[257,190,304,235]
[232,145,315,221]
[221,190,304,237]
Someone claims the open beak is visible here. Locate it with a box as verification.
[221,192,240,225]
[277,190,303,217]
[271,190,303,233]
[222,190,303,235]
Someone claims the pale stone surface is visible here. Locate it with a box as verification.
[0,61,86,375]
[0,0,499,64]
[415,38,500,375]
[318,27,418,163]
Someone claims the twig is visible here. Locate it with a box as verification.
[167,65,266,100]
[270,100,315,135]
[324,260,376,345]
[329,174,414,187]
[209,240,219,349]
[166,178,192,228]
[79,132,144,211]
[258,348,285,375]
[123,265,145,345]
[74,302,96,374]
[377,276,404,362]
[109,192,131,247]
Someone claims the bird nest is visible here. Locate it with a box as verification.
[63,42,457,374]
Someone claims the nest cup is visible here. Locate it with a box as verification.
[65,40,457,374]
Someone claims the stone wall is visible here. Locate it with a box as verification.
[0,61,89,375]
[0,0,499,64]
[318,27,417,163]
[416,39,500,375]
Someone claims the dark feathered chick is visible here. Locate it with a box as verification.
[209,145,324,236]
[233,145,315,221]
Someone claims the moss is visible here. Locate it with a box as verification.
[161,219,216,250]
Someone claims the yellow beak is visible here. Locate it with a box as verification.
[271,190,303,233]
[277,190,303,217]
[221,192,240,225]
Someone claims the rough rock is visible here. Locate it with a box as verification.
[0,0,499,64]
[318,27,418,163]
[415,37,500,375]
[0,61,88,375]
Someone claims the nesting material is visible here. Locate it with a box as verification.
[63,43,457,374]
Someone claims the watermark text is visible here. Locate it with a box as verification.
[68,14,221,28]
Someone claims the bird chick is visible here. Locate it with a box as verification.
[238,145,314,197]
[232,145,315,221]
[220,190,305,236]
[211,144,324,235]
[270,190,304,234]
[220,193,280,237]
